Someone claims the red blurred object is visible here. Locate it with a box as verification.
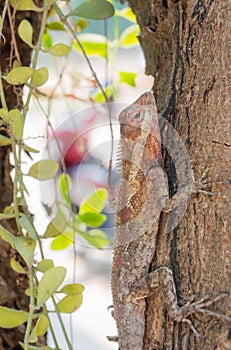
[47,113,96,167]
[59,130,87,167]
[48,130,88,167]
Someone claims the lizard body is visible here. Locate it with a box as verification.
[110,92,230,349]
[111,92,168,349]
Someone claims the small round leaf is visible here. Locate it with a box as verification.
[37,259,54,273]
[0,135,11,146]
[60,283,84,295]
[14,237,36,266]
[27,159,59,180]
[0,306,28,328]
[68,0,114,20]
[10,0,42,11]
[10,258,27,274]
[5,67,34,85]
[120,24,140,48]
[57,294,83,313]
[36,314,49,336]
[48,44,71,56]
[9,109,24,140]
[79,188,107,214]
[18,19,33,47]
[78,212,107,227]
[31,67,49,87]
[51,231,74,251]
[119,71,137,87]
[43,214,67,238]
[37,266,66,307]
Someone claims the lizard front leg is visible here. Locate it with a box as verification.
[129,267,231,338]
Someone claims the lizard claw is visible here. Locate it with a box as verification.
[191,167,231,196]
[174,293,231,338]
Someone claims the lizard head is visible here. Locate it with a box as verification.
[119,92,162,162]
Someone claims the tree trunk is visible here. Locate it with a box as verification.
[128,0,230,348]
[0,2,45,348]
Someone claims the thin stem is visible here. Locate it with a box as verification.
[52,295,73,350]
[0,0,9,40]
[10,128,22,233]
[24,267,35,349]
[0,69,8,109]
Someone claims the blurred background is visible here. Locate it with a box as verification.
[22,1,153,348]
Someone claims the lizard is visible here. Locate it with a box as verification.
[110,91,230,350]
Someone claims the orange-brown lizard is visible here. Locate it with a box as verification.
[110,92,230,350]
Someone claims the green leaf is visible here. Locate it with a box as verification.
[9,109,24,140]
[3,206,14,215]
[5,67,34,85]
[36,314,49,336]
[9,0,42,11]
[0,108,10,123]
[19,214,37,239]
[48,44,71,56]
[60,283,84,295]
[92,84,115,103]
[14,237,36,266]
[43,214,67,238]
[120,24,140,48]
[0,224,15,247]
[75,19,88,33]
[37,266,66,307]
[18,174,29,196]
[116,7,137,23]
[47,21,65,31]
[57,294,83,313]
[21,144,40,153]
[73,34,108,58]
[67,0,114,20]
[24,288,31,296]
[42,31,53,49]
[57,294,83,314]
[78,212,106,227]
[0,213,15,220]
[10,258,27,273]
[79,188,107,214]
[27,159,59,180]
[0,134,11,146]
[18,19,33,47]
[31,67,49,87]
[13,60,20,69]
[51,231,74,250]
[44,0,56,6]
[59,173,71,205]
[119,71,137,87]
[78,229,109,249]
[37,259,54,273]
[0,306,28,328]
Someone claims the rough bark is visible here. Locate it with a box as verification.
[128,0,230,349]
[0,1,45,348]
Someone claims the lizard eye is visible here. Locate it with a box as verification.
[134,112,141,119]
